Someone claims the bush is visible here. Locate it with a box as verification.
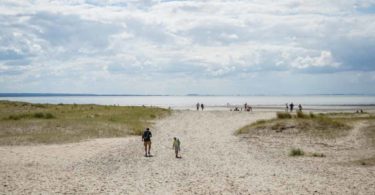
[33,113,45,118]
[289,148,304,156]
[45,113,55,119]
[32,113,55,119]
[296,111,308,118]
[8,115,21,120]
[277,112,292,119]
[309,112,316,118]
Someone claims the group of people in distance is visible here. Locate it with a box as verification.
[196,102,204,111]
[285,102,303,112]
[231,102,253,112]
[142,128,181,158]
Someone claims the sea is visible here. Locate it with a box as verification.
[1,94,375,111]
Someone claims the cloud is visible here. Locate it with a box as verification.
[0,0,375,94]
[290,51,340,69]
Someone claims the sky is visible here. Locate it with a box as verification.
[1,0,375,95]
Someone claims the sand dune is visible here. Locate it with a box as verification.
[1,110,374,194]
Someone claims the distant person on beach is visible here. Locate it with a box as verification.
[196,102,200,111]
[285,103,289,112]
[298,104,303,112]
[142,128,152,157]
[201,103,204,111]
[247,106,252,112]
[172,137,181,158]
[289,103,294,112]
[244,103,248,110]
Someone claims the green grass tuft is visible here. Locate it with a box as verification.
[312,152,326,157]
[33,113,45,118]
[289,148,304,156]
[276,112,292,119]
[296,111,308,118]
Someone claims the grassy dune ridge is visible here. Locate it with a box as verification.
[0,101,171,145]
[237,111,375,139]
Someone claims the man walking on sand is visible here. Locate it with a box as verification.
[142,128,152,157]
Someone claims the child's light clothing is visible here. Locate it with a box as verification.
[173,139,180,152]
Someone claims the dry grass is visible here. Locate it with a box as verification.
[362,122,375,147]
[0,101,171,145]
[237,112,353,138]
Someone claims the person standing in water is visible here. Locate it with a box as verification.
[196,102,200,111]
[298,104,303,112]
[289,102,294,112]
[142,128,152,157]
[172,137,181,158]
[201,103,204,111]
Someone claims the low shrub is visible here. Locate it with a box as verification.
[296,111,308,118]
[45,113,55,119]
[289,148,304,156]
[8,115,21,120]
[277,112,292,119]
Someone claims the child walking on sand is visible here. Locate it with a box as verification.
[172,137,181,158]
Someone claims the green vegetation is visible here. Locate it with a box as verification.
[236,111,375,138]
[276,112,292,119]
[0,100,170,145]
[5,112,56,120]
[296,111,308,118]
[311,152,326,157]
[289,148,304,156]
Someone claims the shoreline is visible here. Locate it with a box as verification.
[1,99,375,112]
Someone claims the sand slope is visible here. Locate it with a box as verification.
[1,111,374,194]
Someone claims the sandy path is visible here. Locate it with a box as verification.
[1,111,374,194]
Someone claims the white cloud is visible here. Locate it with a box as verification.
[291,51,340,69]
[0,0,375,94]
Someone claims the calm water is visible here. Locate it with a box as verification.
[1,95,375,109]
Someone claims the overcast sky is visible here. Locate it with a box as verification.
[1,0,375,95]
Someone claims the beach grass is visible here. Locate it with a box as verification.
[289,148,304,156]
[236,112,370,138]
[0,100,171,145]
[276,112,292,119]
[362,122,375,147]
[311,152,326,157]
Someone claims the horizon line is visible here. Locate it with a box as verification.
[0,92,375,97]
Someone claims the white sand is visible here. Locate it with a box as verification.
[1,110,374,194]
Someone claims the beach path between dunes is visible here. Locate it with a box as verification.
[1,111,374,194]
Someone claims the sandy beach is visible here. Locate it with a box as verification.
[1,110,374,194]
